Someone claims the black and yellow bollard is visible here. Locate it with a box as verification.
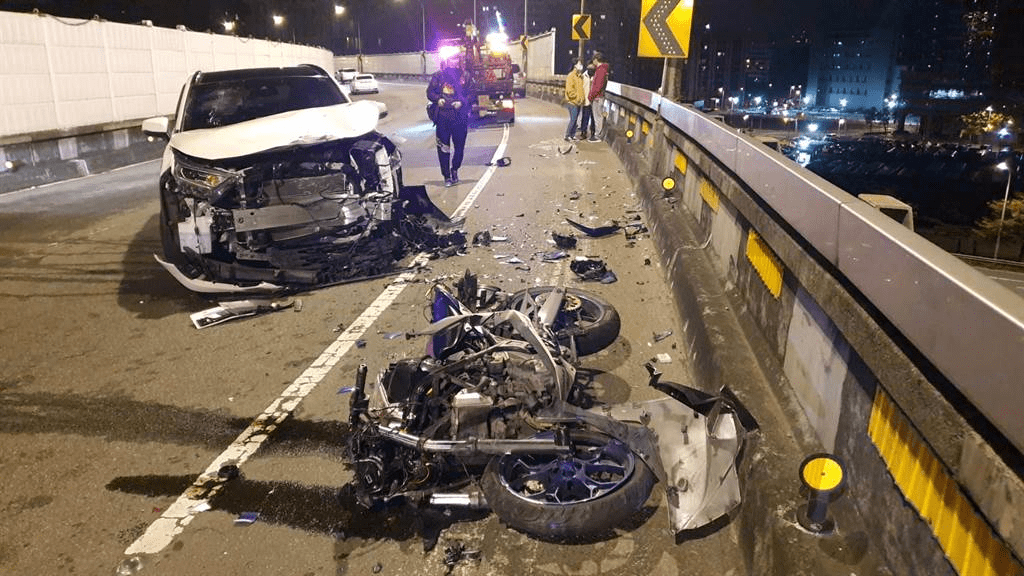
[798,453,845,534]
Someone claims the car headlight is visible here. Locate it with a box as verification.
[172,157,240,201]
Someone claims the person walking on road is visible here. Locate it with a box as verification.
[563,60,585,142]
[588,52,610,141]
[427,56,472,186]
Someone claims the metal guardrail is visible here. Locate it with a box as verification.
[606,81,1024,455]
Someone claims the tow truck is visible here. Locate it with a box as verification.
[439,24,518,124]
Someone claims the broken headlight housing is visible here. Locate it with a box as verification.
[172,157,241,202]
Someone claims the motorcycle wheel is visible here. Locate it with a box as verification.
[505,287,620,355]
[480,431,654,540]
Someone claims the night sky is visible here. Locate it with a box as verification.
[1,0,827,49]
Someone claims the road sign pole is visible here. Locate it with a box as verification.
[660,57,684,101]
[578,0,586,63]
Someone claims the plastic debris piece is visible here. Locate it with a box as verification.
[355,339,367,348]
[514,265,532,272]
[472,231,492,246]
[542,250,569,261]
[494,254,510,259]
[189,502,211,513]
[217,464,240,480]
[490,235,509,242]
[654,353,672,364]
[505,256,525,264]
[293,299,303,312]
[654,330,673,342]
[384,331,405,340]
[443,541,481,575]
[568,191,581,200]
[486,156,512,167]
[600,270,618,284]
[338,386,355,395]
[570,257,608,281]
[373,562,383,574]
[565,218,620,237]
[552,232,577,249]
[234,512,259,526]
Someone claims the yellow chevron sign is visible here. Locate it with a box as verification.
[639,0,693,58]
[572,14,591,40]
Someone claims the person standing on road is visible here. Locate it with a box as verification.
[427,56,472,186]
[580,63,596,140]
[588,52,610,141]
[563,60,585,141]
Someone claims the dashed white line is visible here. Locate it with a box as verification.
[125,124,510,557]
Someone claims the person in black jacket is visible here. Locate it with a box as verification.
[427,56,472,186]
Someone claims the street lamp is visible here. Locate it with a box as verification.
[993,161,1015,260]
[223,20,236,33]
[272,13,285,40]
[395,0,426,53]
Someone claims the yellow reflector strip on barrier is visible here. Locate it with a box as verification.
[746,230,782,298]
[868,390,1022,576]
[641,121,650,135]
[674,150,687,175]
[699,178,719,212]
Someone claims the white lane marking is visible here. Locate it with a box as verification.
[125,123,510,557]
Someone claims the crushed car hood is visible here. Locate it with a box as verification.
[169,100,381,161]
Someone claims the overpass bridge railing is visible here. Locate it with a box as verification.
[553,77,1024,575]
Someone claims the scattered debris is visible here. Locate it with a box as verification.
[514,265,531,272]
[443,541,481,575]
[624,222,649,240]
[189,502,211,513]
[654,330,673,342]
[552,232,578,249]
[653,352,673,364]
[490,235,509,242]
[568,191,581,201]
[557,143,574,155]
[644,257,652,266]
[234,512,259,526]
[337,386,355,394]
[600,270,618,284]
[565,218,621,237]
[355,339,367,348]
[570,257,608,281]
[486,156,512,167]
[293,299,303,312]
[542,250,569,261]
[384,331,405,340]
[373,562,384,574]
[190,298,294,329]
[472,231,492,246]
[505,256,525,264]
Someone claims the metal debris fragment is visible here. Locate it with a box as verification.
[552,232,577,249]
[654,330,673,342]
[234,512,259,526]
[472,231,492,246]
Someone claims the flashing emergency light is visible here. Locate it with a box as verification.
[486,32,509,54]
[438,44,461,61]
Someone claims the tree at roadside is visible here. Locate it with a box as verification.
[959,108,1015,144]
[976,191,1024,261]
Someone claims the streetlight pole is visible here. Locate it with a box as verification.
[994,162,1014,260]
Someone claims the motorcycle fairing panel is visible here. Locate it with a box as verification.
[157,101,463,293]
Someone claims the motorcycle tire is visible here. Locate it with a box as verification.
[504,287,620,355]
[480,431,655,541]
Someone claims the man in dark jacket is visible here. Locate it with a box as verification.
[427,57,472,186]
[588,52,610,141]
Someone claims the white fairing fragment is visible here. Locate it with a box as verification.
[606,391,749,535]
[169,100,381,160]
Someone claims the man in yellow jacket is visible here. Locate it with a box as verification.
[563,60,585,141]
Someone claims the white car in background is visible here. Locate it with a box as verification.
[350,73,379,95]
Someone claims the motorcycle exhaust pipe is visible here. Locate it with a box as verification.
[429,491,488,509]
[349,364,369,425]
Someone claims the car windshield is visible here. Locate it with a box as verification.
[182,76,349,131]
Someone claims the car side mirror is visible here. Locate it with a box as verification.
[142,116,170,140]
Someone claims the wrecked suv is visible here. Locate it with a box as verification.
[143,64,459,293]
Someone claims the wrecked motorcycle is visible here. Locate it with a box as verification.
[345,277,756,540]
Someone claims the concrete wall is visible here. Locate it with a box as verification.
[0,9,332,192]
[528,78,1024,575]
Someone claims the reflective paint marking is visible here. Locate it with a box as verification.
[125,123,510,557]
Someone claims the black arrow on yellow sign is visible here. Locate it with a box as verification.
[643,0,682,55]
[572,14,591,40]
